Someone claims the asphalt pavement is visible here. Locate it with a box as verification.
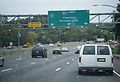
[0,48,120,82]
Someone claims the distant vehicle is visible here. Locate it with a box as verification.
[6,46,14,49]
[31,45,47,58]
[57,43,62,47]
[22,45,27,48]
[75,45,81,54]
[0,56,4,66]
[77,45,81,50]
[49,44,54,47]
[84,41,94,44]
[53,48,62,54]
[78,44,113,75]
[61,47,69,52]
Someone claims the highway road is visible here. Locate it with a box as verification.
[0,48,120,82]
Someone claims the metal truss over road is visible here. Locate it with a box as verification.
[0,12,120,26]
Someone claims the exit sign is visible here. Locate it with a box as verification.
[48,10,89,27]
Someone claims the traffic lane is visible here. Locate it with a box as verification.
[42,58,120,82]
[1,53,120,82]
[0,50,72,70]
[114,57,120,74]
[0,52,76,82]
[0,52,55,71]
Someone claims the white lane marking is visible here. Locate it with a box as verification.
[56,68,61,72]
[1,68,13,72]
[48,53,50,54]
[45,59,49,61]
[16,56,22,60]
[66,62,70,65]
[75,57,77,59]
[59,55,61,56]
[31,62,36,65]
[72,59,74,61]
[113,70,120,77]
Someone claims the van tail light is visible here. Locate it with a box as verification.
[78,57,81,63]
[111,57,113,63]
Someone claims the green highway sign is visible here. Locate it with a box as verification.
[48,10,89,27]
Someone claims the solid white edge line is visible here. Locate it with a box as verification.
[1,68,13,72]
[113,70,120,77]
[56,68,61,72]
[31,62,36,65]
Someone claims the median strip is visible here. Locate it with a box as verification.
[1,68,13,72]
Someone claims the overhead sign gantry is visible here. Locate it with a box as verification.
[48,10,90,27]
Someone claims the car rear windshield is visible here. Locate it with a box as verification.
[83,46,95,55]
[97,46,110,55]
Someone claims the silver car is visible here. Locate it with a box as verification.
[0,56,4,66]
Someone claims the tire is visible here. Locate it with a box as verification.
[53,52,55,54]
[0,60,4,67]
[78,68,82,75]
[42,55,45,58]
[45,55,47,58]
[32,55,34,58]
[108,70,113,75]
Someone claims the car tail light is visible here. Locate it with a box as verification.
[111,57,113,63]
[78,57,81,63]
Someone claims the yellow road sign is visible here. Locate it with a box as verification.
[28,22,41,27]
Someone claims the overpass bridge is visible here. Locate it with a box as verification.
[0,12,120,27]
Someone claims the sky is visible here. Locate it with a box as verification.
[0,0,119,15]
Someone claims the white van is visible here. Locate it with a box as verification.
[78,44,113,75]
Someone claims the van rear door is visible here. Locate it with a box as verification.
[97,46,113,67]
[81,46,97,67]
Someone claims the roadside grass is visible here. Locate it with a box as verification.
[0,48,31,57]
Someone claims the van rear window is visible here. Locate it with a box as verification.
[97,46,110,55]
[83,46,95,55]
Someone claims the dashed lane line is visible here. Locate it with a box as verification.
[56,68,61,72]
[72,59,74,61]
[75,57,77,59]
[66,62,70,65]
[113,70,120,77]
[31,62,37,65]
[45,59,49,61]
[1,68,13,72]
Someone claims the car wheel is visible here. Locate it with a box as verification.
[45,55,47,58]
[0,60,4,66]
[53,52,55,54]
[32,55,34,58]
[42,55,45,58]
[78,68,82,75]
[108,70,113,75]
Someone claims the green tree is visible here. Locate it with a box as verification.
[113,0,120,40]
[26,31,38,44]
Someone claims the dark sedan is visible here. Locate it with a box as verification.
[32,45,47,58]
[53,48,62,54]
